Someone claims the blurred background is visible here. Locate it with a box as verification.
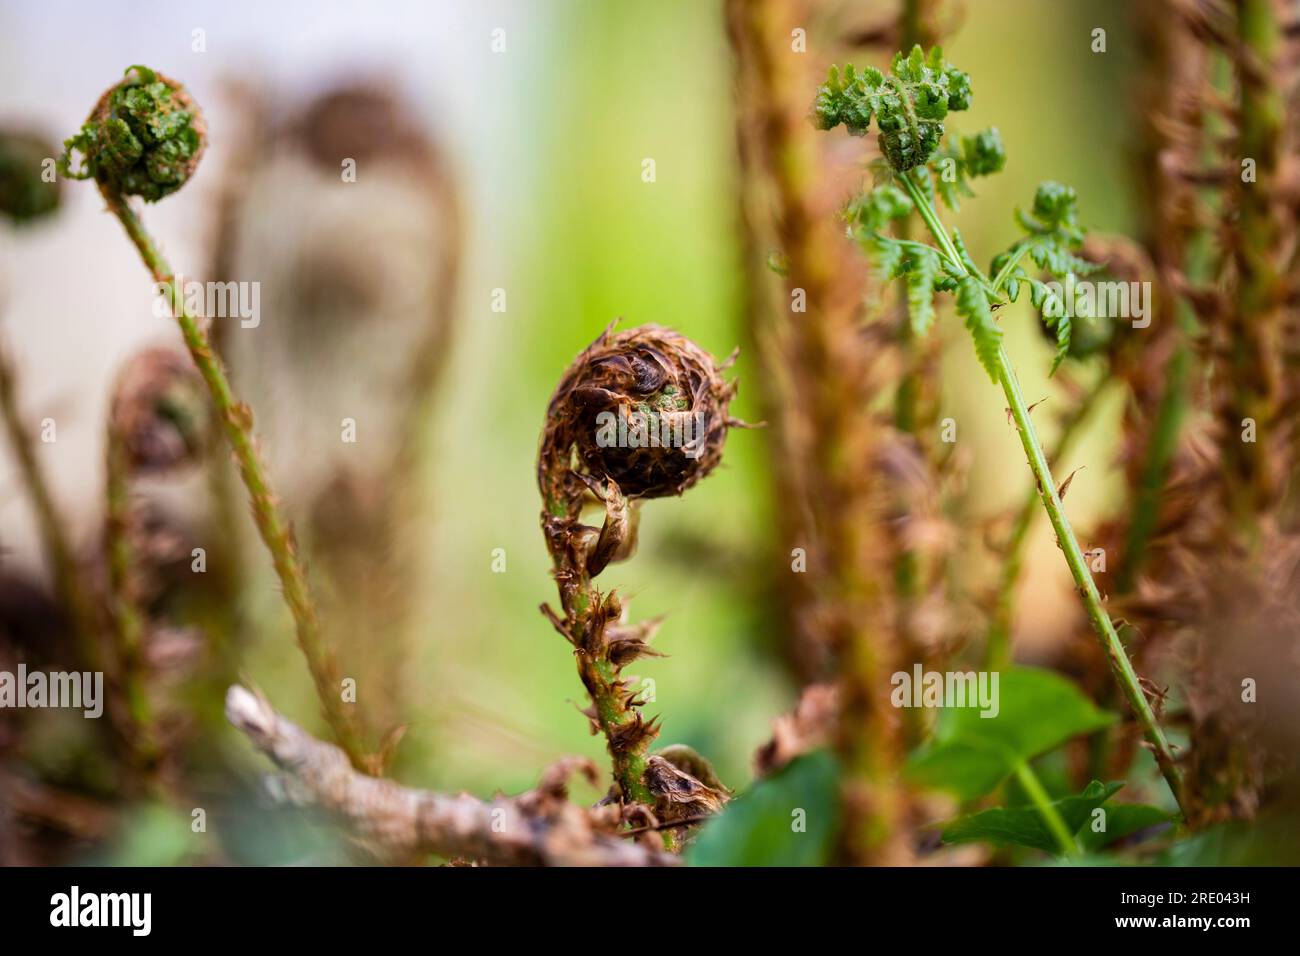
[0,0,1203,864]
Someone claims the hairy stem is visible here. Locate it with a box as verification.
[727,0,909,863]
[1222,0,1285,532]
[540,486,656,807]
[900,170,1188,817]
[987,375,1107,669]
[102,192,368,772]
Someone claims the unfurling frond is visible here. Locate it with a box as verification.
[990,182,1099,372]
[814,46,972,171]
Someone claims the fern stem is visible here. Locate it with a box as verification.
[102,192,369,772]
[986,374,1107,669]
[1014,760,1078,857]
[900,170,1189,818]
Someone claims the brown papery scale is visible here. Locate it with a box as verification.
[541,324,737,505]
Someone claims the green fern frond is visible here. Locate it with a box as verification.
[956,275,1002,383]
[928,127,1005,210]
[989,182,1098,370]
[814,46,971,171]
[906,247,940,335]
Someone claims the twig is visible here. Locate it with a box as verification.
[225,686,676,867]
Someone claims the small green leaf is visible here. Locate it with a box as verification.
[1078,803,1177,851]
[906,668,1116,799]
[950,228,983,279]
[863,235,904,283]
[939,780,1123,854]
[846,184,912,231]
[961,127,1006,177]
[687,750,840,867]
[955,275,1001,384]
[906,247,939,335]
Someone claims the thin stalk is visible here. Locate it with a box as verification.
[987,374,1107,669]
[103,432,163,777]
[900,170,1188,817]
[0,345,101,667]
[102,192,368,772]
[540,490,656,808]
[1014,760,1078,857]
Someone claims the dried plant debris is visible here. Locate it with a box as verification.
[225,686,676,866]
[754,683,839,777]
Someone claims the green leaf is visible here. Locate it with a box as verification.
[1047,307,1071,375]
[939,780,1123,854]
[950,228,983,279]
[687,750,840,867]
[961,127,1006,177]
[928,142,971,211]
[1078,803,1177,852]
[989,182,1101,369]
[927,128,1003,211]
[863,236,904,282]
[906,247,939,335]
[906,667,1116,799]
[955,275,1002,384]
[846,184,912,231]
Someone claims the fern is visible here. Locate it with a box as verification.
[905,246,940,335]
[956,275,1001,382]
[813,47,1190,822]
[988,182,1100,371]
[929,127,1006,210]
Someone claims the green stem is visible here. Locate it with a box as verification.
[103,192,369,772]
[1014,760,1078,857]
[541,487,657,808]
[986,375,1107,669]
[990,243,1034,296]
[900,170,1188,818]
